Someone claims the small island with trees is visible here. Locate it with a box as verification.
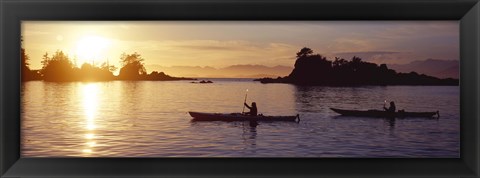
[255,47,459,86]
[21,49,195,82]
[22,45,459,86]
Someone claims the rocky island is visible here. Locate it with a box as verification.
[255,47,458,86]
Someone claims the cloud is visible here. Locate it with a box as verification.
[335,51,400,57]
[169,40,258,51]
[111,39,300,67]
[326,38,375,53]
[174,45,235,51]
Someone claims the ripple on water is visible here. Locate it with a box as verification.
[21,80,459,157]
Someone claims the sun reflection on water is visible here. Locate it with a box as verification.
[81,83,99,155]
[85,133,95,139]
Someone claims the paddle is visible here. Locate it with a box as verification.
[242,89,249,114]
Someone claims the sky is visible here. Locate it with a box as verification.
[22,21,459,72]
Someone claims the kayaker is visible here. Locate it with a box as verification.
[244,102,258,116]
[384,101,396,113]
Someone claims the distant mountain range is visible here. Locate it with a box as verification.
[388,59,459,79]
[145,64,293,78]
[146,59,458,79]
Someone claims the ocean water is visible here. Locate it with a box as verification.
[21,79,459,157]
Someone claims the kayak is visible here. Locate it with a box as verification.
[330,108,439,118]
[188,112,300,122]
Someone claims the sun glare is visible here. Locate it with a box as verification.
[82,83,99,155]
[76,35,111,65]
[83,83,99,128]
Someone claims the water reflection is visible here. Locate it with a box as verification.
[242,121,258,149]
[81,83,99,156]
[333,115,397,129]
[384,118,396,127]
[294,85,392,112]
[21,80,459,157]
[293,86,323,111]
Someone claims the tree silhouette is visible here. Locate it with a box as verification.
[21,36,29,71]
[332,57,348,67]
[118,52,147,80]
[296,47,314,58]
[101,62,117,73]
[21,49,29,71]
[21,36,41,81]
[21,48,31,81]
[40,50,78,82]
[79,62,115,81]
[25,49,192,82]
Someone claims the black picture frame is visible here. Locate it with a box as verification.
[1,0,479,177]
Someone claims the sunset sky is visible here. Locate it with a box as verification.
[22,21,459,73]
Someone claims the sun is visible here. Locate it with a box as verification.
[76,35,111,66]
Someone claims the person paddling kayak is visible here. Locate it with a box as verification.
[384,101,396,113]
[244,102,258,116]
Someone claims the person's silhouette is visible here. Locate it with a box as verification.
[384,101,396,113]
[244,102,258,116]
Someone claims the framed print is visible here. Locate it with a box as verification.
[19,20,461,158]
[1,0,479,177]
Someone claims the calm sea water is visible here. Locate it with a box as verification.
[21,79,459,157]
